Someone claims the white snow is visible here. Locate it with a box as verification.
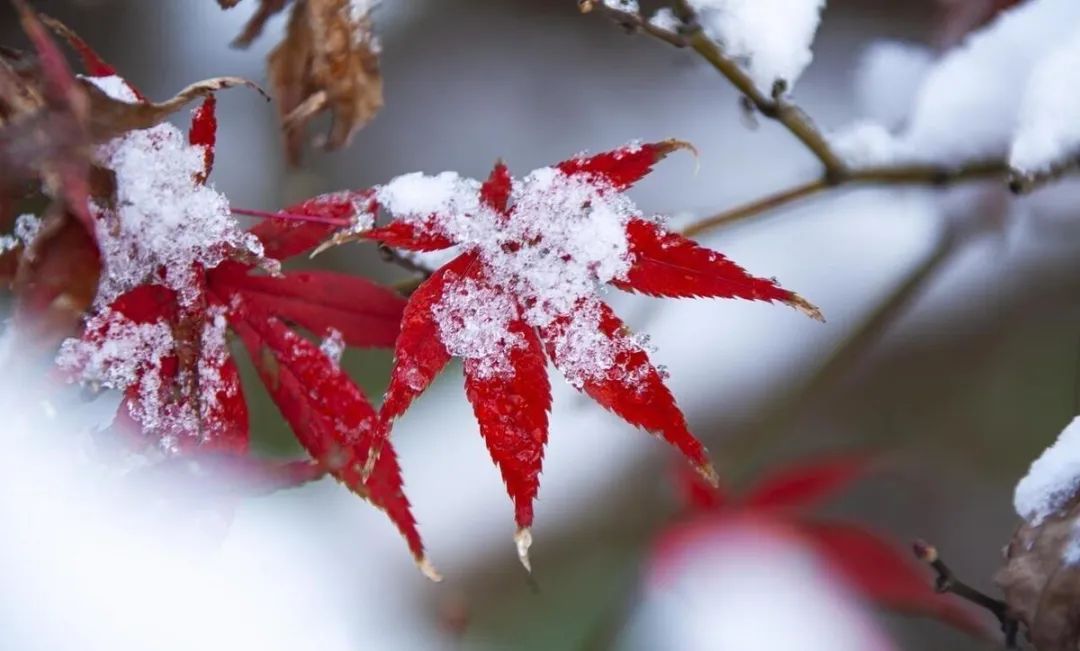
[319,328,346,367]
[603,0,639,12]
[831,0,1080,169]
[377,152,650,386]
[851,41,934,129]
[89,77,263,307]
[648,7,680,33]
[689,0,826,94]
[84,74,140,103]
[1009,25,1080,175]
[0,213,42,254]
[1014,416,1080,525]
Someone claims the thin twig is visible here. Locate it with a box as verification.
[578,1,688,47]
[913,540,1019,648]
[681,160,1008,237]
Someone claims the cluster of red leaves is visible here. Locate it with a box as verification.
[356,142,822,566]
[6,17,439,578]
[649,457,993,636]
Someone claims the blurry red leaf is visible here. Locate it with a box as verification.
[743,455,871,511]
[800,520,989,635]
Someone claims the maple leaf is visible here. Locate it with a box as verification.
[222,0,383,164]
[649,458,992,637]
[40,47,429,573]
[348,140,821,568]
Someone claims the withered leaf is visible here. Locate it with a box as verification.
[227,0,383,164]
[996,499,1080,650]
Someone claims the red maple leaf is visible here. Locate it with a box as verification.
[649,457,993,637]
[355,141,822,567]
[53,56,436,576]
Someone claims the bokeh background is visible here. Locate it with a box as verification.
[4,0,1079,648]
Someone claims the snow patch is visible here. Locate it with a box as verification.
[1010,25,1080,174]
[689,0,826,93]
[1014,416,1080,525]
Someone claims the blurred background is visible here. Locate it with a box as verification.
[3,0,1079,648]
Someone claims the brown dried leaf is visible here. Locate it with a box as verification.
[80,75,267,143]
[267,0,382,163]
[996,500,1080,650]
[229,0,290,48]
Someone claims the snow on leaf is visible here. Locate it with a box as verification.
[88,77,264,307]
[463,309,551,533]
[228,297,433,576]
[688,0,826,93]
[189,94,217,182]
[57,284,248,455]
[358,141,817,562]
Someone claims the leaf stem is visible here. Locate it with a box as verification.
[231,206,352,227]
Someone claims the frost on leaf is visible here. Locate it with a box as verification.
[354,140,819,565]
[46,58,419,568]
[89,76,264,307]
[688,0,826,93]
[224,0,383,163]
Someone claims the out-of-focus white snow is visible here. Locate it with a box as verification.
[1010,25,1080,175]
[851,41,934,129]
[1014,416,1080,525]
[619,521,896,651]
[690,0,826,94]
[832,0,1080,170]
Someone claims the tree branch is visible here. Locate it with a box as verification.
[913,539,1019,648]
[582,3,1017,238]
[681,160,1008,237]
